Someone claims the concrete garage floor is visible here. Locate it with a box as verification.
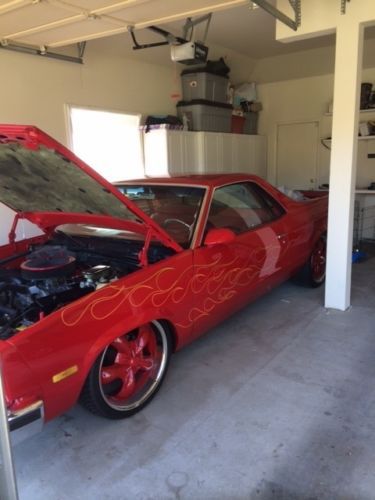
[12,256,375,500]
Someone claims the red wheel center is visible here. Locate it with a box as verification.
[100,326,159,402]
[115,351,154,370]
[93,322,169,414]
[311,241,326,279]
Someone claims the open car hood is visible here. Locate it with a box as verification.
[0,125,182,253]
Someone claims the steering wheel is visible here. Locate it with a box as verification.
[163,218,194,240]
[163,218,191,230]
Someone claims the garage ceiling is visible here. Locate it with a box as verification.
[0,0,248,48]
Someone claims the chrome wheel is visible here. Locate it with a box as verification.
[292,233,327,288]
[310,236,326,285]
[81,321,171,418]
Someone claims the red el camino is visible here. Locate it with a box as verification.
[0,125,327,438]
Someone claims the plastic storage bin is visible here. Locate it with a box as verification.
[177,99,233,132]
[231,115,245,134]
[181,69,229,103]
[243,112,258,134]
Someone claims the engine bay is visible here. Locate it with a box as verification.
[0,233,173,339]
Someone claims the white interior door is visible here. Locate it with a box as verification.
[276,121,319,190]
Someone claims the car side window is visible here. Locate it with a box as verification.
[207,182,285,234]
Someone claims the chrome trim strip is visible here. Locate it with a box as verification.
[8,400,44,432]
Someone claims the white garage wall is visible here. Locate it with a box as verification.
[0,33,257,145]
[254,38,375,188]
[0,36,180,246]
[0,43,178,144]
[256,72,334,186]
[0,33,256,247]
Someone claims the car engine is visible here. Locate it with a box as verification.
[0,245,124,339]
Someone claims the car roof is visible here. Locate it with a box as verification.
[114,173,261,188]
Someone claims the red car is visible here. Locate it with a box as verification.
[0,125,327,438]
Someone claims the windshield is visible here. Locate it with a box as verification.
[116,184,206,248]
[0,143,137,220]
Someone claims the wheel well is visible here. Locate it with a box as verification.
[80,318,173,418]
[157,319,178,352]
[80,318,179,392]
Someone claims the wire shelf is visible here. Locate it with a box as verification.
[354,202,375,247]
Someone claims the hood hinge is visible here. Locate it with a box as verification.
[8,213,22,245]
[138,228,154,267]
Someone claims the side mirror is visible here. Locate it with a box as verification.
[204,228,235,246]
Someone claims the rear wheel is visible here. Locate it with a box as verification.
[292,234,327,287]
[80,321,171,419]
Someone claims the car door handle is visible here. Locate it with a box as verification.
[277,233,287,239]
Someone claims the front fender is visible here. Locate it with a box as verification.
[0,341,43,413]
[10,251,194,421]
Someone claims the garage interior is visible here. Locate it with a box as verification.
[1,0,375,498]
[13,261,375,499]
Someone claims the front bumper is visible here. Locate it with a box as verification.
[8,400,44,444]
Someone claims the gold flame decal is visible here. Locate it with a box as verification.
[61,246,281,329]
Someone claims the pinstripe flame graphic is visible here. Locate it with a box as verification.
[61,245,281,329]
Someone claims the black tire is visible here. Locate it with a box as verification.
[80,321,171,419]
[292,234,327,288]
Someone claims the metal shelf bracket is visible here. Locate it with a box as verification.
[128,13,212,51]
[251,0,301,31]
[128,25,187,51]
[0,39,86,64]
[341,0,350,14]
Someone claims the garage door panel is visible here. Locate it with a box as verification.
[18,17,125,47]
[0,0,247,47]
[0,3,77,38]
[109,0,243,26]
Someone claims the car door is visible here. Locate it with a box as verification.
[190,181,292,339]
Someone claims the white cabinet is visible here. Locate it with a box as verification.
[143,129,267,178]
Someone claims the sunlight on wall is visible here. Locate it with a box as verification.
[0,204,43,246]
[69,107,144,182]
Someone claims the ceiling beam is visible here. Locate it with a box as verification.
[0,0,31,15]
[91,0,152,16]
[131,1,247,30]
[3,14,85,40]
